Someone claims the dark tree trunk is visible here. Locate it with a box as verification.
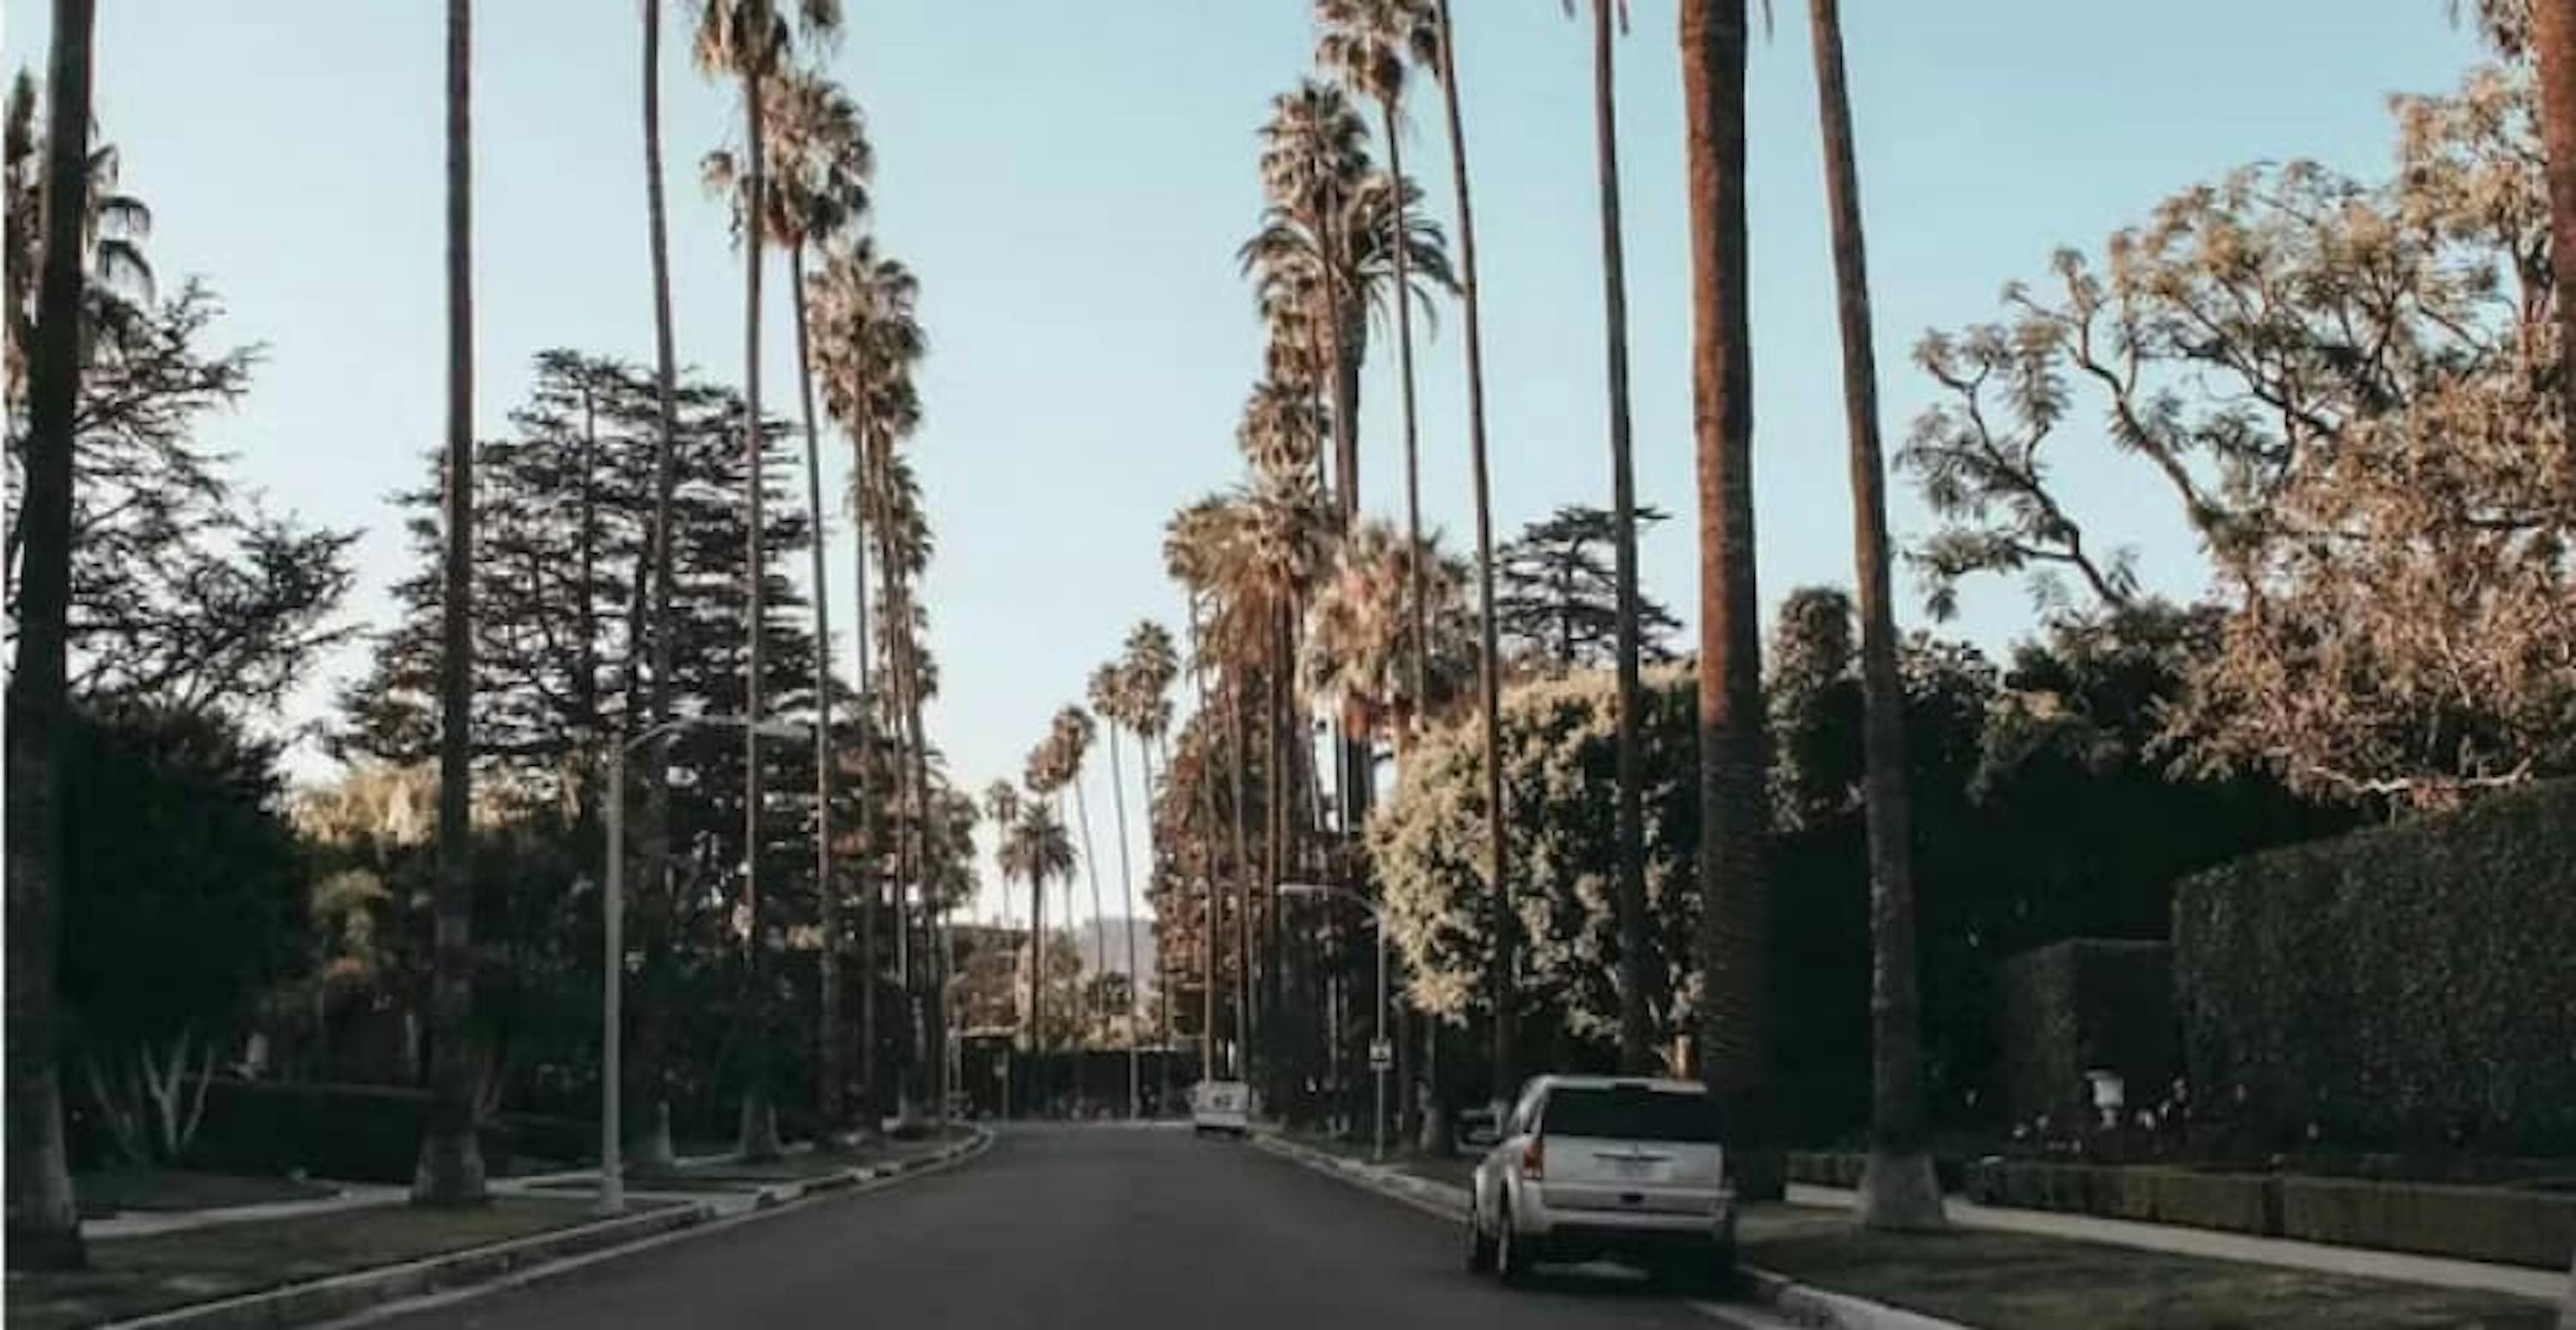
[416,0,489,1207]
[1108,722,1144,1116]
[1431,0,1513,1126]
[1587,0,1652,1077]
[4,0,97,1268]
[852,415,879,1128]
[1806,0,1944,1230]
[734,55,781,1165]
[630,0,685,1172]
[1225,674,1254,1079]
[1679,0,1773,1157]
[789,245,845,1140]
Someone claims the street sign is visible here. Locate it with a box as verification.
[1368,1039,1393,1071]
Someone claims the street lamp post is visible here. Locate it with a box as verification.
[601,714,805,1216]
[1279,881,1388,1163]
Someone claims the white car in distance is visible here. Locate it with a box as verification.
[1466,1075,1736,1289]
[1189,1078,1253,1137]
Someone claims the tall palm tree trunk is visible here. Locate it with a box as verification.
[1189,605,1221,1081]
[4,0,96,1268]
[734,53,781,1164]
[1224,674,1254,1078]
[1106,721,1144,1117]
[632,0,685,1173]
[1381,107,1431,766]
[1807,0,1943,1232]
[789,244,844,1140]
[850,416,879,1130]
[1431,0,1509,1134]
[900,637,939,1124]
[1071,771,1109,1061]
[1025,867,1045,1110]
[416,0,489,1207]
[1679,0,1771,1171]
[1585,0,1652,1078]
[1137,733,1170,1111]
[2535,0,2576,431]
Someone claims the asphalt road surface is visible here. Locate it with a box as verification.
[375,1123,1722,1328]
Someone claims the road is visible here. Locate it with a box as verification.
[376,1124,1721,1328]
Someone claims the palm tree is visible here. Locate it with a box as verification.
[1120,622,1181,1104]
[413,0,489,1206]
[871,438,939,1124]
[629,0,689,1172]
[1052,705,1110,1057]
[1315,0,1440,751]
[5,0,98,1268]
[1680,0,1771,1161]
[690,0,841,1163]
[1300,519,1474,754]
[1558,0,1651,1076]
[1251,82,1370,517]
[3,68,154,415]
[996,793,1073,1112]
[1090,662,1147,1117]
[709,61,871,1142]
[1801,0,1941,1230]
[810,236,922,1127]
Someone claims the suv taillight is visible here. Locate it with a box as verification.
[1521,1135,1546,1180]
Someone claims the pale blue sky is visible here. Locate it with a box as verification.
[4,3,2482,921]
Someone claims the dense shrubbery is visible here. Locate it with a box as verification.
[1996,941,2177,1135]
[2173,780,2576,1157]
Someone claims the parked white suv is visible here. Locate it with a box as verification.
[1466,1075,1736,1288]
[1189,1078,1253,1137]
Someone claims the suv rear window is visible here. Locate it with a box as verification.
[1540,1085,1723,1142]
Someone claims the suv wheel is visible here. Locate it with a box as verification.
[1496,1199,1535,1286]
[1463,1201,1497,1273]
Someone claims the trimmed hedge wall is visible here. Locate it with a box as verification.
[2172,780,2576,1156]
[1996,939,2177,1133]
[1965,1161,2273,1236]
[1787,1152,2576,1268]
[2280,1176,2576,1270]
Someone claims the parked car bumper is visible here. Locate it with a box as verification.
[1511,1185,1736,1254]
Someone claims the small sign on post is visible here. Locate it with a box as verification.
[1368,1039,1394,1072]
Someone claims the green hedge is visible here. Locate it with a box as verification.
[1996,940,2177,1133]
[1952,1161,2575,1268]
[186,1081,516,1183]
[1965,1161,2274,1236]
[2280,1176,2576,1270]
[2172,780,2576,1156]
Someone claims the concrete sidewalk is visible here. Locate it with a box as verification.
[1784,1181,2571,1305]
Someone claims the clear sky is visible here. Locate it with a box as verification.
[3,2,2484,923]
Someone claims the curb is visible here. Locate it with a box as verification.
[1253,1131,1968,1330]
[104,1205,711,1330]
[104,1127,993,1330]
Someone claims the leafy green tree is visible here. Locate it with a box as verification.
[341,352,834,1152]
[1905,59,2575,808]
[61,705,302,1165]
[1494,506,1680,675]
[1373,669,1704,1067]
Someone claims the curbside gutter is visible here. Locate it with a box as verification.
[1252,1131,1970,1330]
[104,1127,995,1330]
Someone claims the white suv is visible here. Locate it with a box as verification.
[1466,1075,1736,1288]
